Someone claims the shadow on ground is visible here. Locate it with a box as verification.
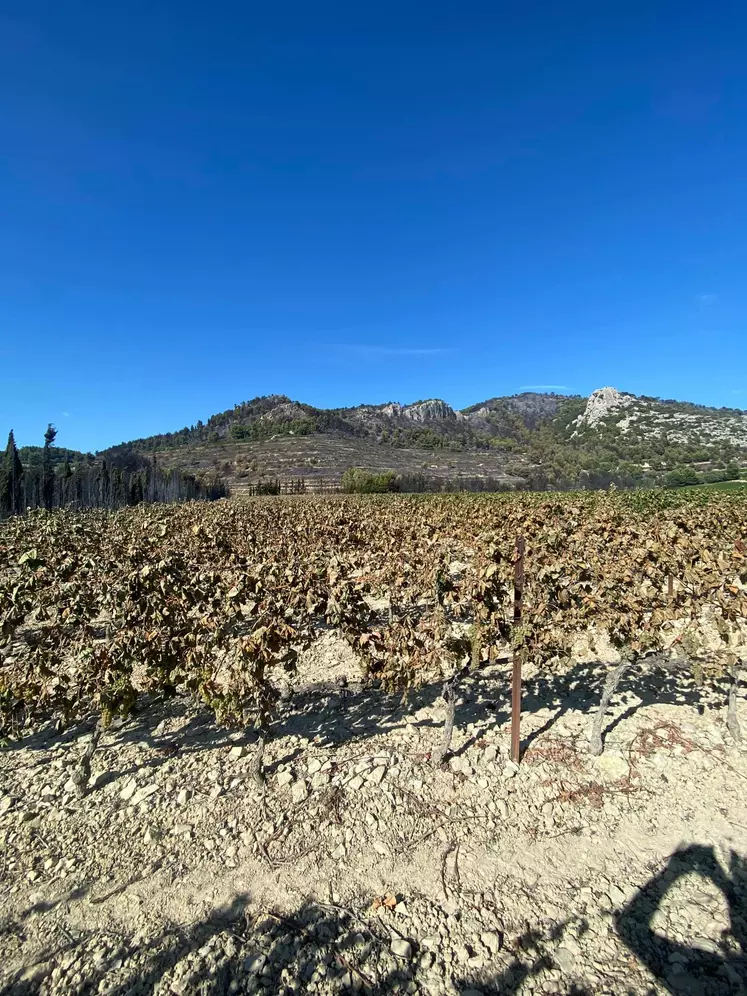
[5,843,746,995]
[5,890,595,996]
[615,843,747,995]
[271,655,732,765]
[3,653,737,792]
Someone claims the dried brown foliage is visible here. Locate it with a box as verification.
[1,490,746,741]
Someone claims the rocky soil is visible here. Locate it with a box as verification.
[1,640,746,996]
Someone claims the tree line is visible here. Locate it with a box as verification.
[0,425,227,520]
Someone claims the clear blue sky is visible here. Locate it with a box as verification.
[2,1,746,452]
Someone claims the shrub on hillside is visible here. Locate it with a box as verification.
[665,467,700,488]
[341,467,396,494]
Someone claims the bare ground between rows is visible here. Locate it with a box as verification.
[1,650,746,996]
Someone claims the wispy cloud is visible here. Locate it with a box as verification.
[520,384,569,391]
[334,344,454,357]
[696,292,718,307]
[62,411,70,417]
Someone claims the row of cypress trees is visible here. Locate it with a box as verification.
[0,430,25,517]
[0,426,227,520]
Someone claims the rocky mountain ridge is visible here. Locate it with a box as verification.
[106,386,747,451]
[87,386,747,492]
[21,388,745,492]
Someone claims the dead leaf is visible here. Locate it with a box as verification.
[371,893,398,912]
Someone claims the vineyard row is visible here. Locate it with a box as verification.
[1,491,745,781]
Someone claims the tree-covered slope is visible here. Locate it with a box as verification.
[94,386,747,491]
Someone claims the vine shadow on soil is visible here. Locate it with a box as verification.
[4,892,597,996]
[270,656,732,767]
[615,843,747,995]
[3,653,735,786]
[6,849,746,996]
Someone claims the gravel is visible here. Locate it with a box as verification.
[1,659,745,996]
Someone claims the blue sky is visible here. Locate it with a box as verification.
[2,1,747,452]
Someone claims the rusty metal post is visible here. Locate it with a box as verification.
[511,535,525,764]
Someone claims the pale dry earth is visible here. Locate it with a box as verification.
[1,636,746,996]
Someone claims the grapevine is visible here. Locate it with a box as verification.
[1,490,745,779]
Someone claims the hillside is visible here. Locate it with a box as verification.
[17,445,95,469]
[92,386,747,492]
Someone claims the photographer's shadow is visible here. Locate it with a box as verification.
[615,844,746,994]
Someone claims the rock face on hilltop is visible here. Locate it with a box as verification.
[260,402,310,424]
[573,387,636,430]
[379,399,464,423]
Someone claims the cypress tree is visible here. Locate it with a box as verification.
[0,440,9,518]
[128,472,144,506]
[0,430,24,517]
[10,431,23,514]
[42,423,57,511]
[100,459,110,508]
[150,452,158,502]
[61,458,73,507]
[111,467,123,508]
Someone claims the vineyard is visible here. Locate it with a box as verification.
[2,490,746,768]
[2,490,747,995]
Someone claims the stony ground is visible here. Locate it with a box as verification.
[1,638,746,996]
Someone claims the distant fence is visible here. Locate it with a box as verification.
[230,473,520,498]
[230,477,341,497]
